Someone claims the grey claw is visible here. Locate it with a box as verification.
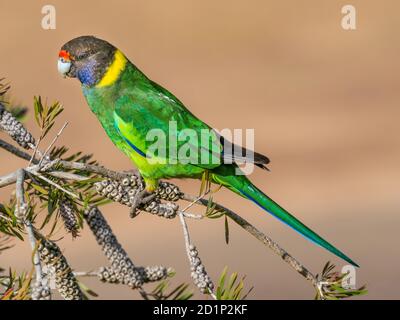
[129,190,155,218]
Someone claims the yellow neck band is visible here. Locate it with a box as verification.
[96,50,127,88]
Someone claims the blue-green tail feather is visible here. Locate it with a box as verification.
[212,171,359,267]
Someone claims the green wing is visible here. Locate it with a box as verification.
[113,80,222,169]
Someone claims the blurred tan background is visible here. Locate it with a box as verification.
[1,0,399,299]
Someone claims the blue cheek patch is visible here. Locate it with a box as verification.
[77,60,97,86]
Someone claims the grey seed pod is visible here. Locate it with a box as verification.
[84,207,145,288]
[128,189,137,197]
[94,177,181,219]
[37,237,83,300]
[112,180,119,187]
[187,244,214,294]
[113,194,122,202]
[31,280,51,300]
[95,183,104,192]
[0,103,35,149]
[143,265,170,282]
[59,199,79,237]
[192,257,201,268]
[155,181,182,201]
[85,207,173,288]
[121,195,129,204]
[105,185,114,194]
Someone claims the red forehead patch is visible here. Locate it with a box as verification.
[59,50,72,60]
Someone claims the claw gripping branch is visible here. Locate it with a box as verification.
[94,176,182,219]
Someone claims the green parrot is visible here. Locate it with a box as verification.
[58,36,358,267]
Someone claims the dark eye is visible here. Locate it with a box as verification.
[77,51,91,60]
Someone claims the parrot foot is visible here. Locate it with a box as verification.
[129,189,157,218]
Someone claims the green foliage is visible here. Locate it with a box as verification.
[224,215,229,244]
[204,197,230,244]
[0,235,32,300]
[0,202,24,240]
[315,262,367,300]
[216,267,253,300]
[0,238,33,300]
[23,146,105,237]
[9,106,28,121]
[77,281,98,300]
[0,79,28,122]
[0,268,33,300]
[147,279,193,300]
[204,197,224,219]
[49,146,103,197]
[33,96,64,139]
[199,170,212,196]
[50,145,97,166]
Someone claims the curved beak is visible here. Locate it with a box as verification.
[58,58,72,78]
[58,50,75,78]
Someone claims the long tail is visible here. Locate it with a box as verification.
[212,170,359,267]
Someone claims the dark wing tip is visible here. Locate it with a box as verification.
[256,163,270,171]
[254,151,270,165]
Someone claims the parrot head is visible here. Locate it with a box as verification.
[58,36,117,87]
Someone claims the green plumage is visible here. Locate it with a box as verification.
[72,40,357,267]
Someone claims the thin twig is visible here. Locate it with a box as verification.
[38,122,68,168]
[182,194,318,286]
[180,190,209,213]
[179,211,203,219]
[178,208,217,300]
[47,171,88,181]
[73,271,99,277]
[15,169,43,284]
[0,170,18,188]
[28,138,42,167]
[138,287,150,300]
[0,139,133,180]
[0,166,87,189]
[178,212,193,262]
[26,169,79,199]
[14,170,25,218]
[58,160,134,180]
[0,139,35,162]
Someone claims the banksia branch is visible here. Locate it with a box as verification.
[59,199,80,237]
[178,212,215,296]
[187,244,214,294]
[84,207,171,288]
[36,236,83,300]
[31,280,51,300]
[94,177,181,219]
[0,102,35,149]
[98,265,171,285]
